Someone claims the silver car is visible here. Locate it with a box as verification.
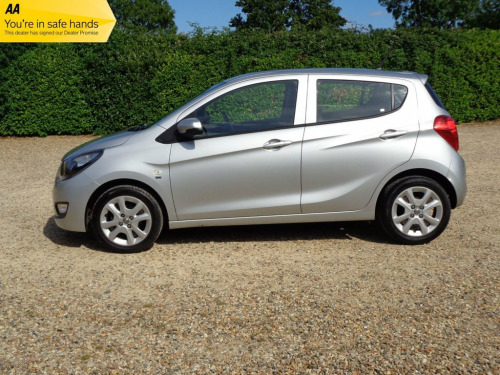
[53,68,466,252]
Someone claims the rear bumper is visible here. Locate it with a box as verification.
[447,152,467,207]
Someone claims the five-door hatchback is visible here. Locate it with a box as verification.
[53,68,466,252]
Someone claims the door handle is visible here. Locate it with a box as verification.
[263,139,293,150]
[379,129,408,140]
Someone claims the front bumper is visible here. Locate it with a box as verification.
[53,172,100,232]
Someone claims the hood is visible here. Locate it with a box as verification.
[62,131,133,160]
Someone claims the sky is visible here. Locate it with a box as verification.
[169,0,395,33]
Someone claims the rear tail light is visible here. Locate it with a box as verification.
[434,115,459,151]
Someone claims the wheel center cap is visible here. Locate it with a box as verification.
[124,218,130,224]
[414,209,421,215]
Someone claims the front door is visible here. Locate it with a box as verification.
[169,78,306,220]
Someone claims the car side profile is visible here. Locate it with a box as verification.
[53,68,466,252]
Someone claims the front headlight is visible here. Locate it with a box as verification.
[58,150,103,181]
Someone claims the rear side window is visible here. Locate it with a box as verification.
[317,80,408,123]
[425,82,446,109]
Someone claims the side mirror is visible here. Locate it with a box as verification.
[177,118,203,137]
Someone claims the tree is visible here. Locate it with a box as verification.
[464,0,499,29]
[378,0,480,28]
[230,0,346,31]
[109,0,177,33]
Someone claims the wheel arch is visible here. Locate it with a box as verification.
[85,179,169,231]
[376,169,458,217]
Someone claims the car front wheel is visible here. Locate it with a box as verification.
[378,176,451,245]
[91,185,163,252]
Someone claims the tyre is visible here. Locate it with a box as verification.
[91,185,163,252]
[378,176,451,245]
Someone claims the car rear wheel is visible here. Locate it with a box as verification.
[378,176,451,245]
[91,185,163,252]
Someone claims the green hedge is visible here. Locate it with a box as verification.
[0,27,498,135]
[0,45,94,136]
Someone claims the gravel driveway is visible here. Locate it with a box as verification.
[0,122,498,374]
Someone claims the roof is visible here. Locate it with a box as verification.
[224,68,428,85]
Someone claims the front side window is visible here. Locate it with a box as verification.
[186,80,298,138]
[317,80,408,123]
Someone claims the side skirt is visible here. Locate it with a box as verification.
[168,210,375,229]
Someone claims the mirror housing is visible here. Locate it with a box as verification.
[177,118,203,137]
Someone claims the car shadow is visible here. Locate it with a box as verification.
[158,221,388,245]
[43,217,104,251]
[44,217,390,252]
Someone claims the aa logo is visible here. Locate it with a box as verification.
[5,4,20,14]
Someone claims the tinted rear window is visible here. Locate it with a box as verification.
[425,82,446,109]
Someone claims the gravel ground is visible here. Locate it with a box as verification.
[0,122,498,374]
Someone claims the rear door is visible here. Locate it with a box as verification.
[301,75,419,213]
